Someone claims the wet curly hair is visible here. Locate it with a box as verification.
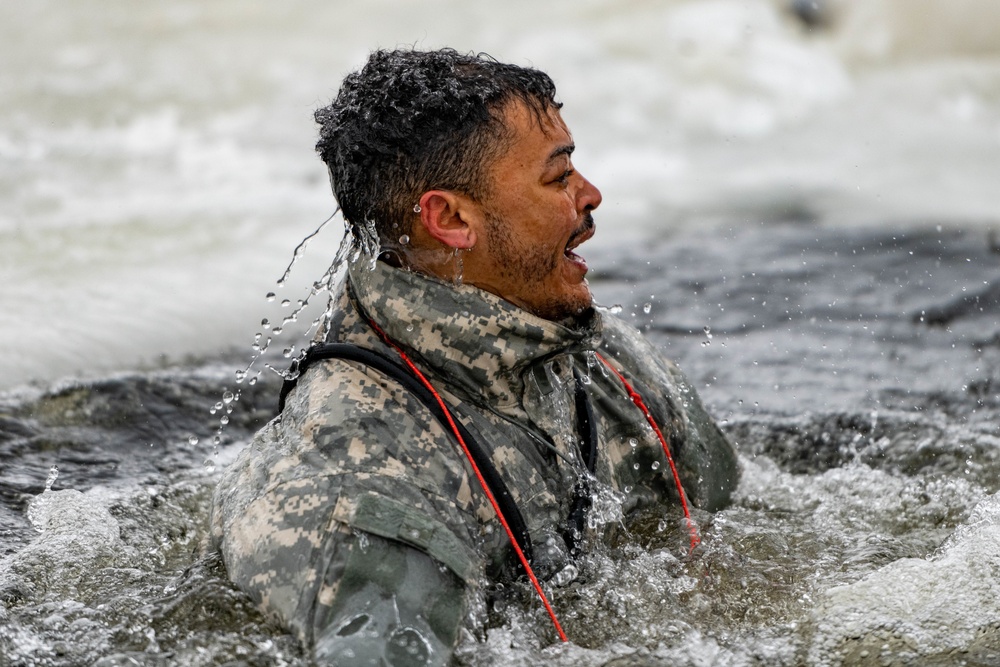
[315,48,561,245]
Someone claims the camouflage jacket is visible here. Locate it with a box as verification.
[210,258,739,666]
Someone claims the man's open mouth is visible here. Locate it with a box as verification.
[564,214,596,263]
[564,239,585,265]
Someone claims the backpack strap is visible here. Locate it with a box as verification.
[563,367,598,556]
[278,343,534,563]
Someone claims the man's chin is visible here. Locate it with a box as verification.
[531,289,594,325]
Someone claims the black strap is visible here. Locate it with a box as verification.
[574,369,599,474]
[564,368,599,556]
[278,343,533,563]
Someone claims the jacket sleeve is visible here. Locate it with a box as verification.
[312,488,480,665]
[311,526,468,666]
[214,476,478,666]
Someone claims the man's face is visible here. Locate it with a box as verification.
[464,102,603,322]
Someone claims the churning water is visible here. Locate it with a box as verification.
[3,1,1000,665]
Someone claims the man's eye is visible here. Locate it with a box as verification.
[554,169,575,185]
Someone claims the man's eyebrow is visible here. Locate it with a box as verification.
[547,144,575,163]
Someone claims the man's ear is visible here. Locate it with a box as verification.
[416,190,479,250]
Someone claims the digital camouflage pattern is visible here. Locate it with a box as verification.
[210,257,740,666]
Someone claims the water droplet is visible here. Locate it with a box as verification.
[629,438,638,448]
[45,465,59,491]
[220,415,230,426]
[222,391,235,404]
[188,436,199,446]
[266,292,276,302]
[609,304,623,315]
[272,326,283,334]
[261,318,270,327]
[551,563,579,586]
[642,302,652,314]
[406,324,414,332]
[633,463,640,470]
[282,347,294,358]
[248,376,258,386]
[399,234,410,245]
[651,461,661,471]
[204,459,216,473]
[281,299,291,308]
[235,370,246,383]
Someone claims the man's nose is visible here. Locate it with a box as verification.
[578,174,602,211]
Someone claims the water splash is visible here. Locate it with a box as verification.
[227,209,360,406]
[44,465,59,491]
[181,209,360,451]
[275,210,336,288]
[453,247,464,286]
[586,477,626,531]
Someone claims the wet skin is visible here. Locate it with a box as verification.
[411,102,603,322]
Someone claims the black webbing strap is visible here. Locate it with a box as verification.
[278,342,533,563]
[564,367,599,555]
[574,369,599,474]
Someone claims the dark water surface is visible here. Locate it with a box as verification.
[3,224,1000,666]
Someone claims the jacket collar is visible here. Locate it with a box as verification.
[343,257,603,408]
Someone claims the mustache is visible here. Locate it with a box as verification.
[569,213,595,243]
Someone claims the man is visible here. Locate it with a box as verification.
[210,48,739,666]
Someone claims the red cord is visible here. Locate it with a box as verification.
[368,320,568,643]
[596,353,701,553]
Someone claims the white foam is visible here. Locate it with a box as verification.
[809,491,1000,665]
[2,0,999,389]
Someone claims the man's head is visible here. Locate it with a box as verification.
[316,48,602,322]
[315,48,559,245]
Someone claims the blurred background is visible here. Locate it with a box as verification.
[2,0,999,391]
